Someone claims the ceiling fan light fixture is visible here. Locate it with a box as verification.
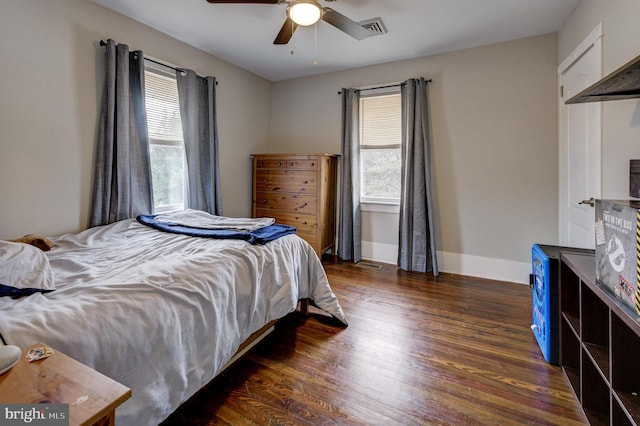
[288,0,322,26]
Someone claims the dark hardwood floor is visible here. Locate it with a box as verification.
[162,258,586,425]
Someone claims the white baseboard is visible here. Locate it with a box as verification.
[361,241,397,265]
[361,241,530,285]
[437,251,530,285]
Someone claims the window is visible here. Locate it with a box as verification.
[359,90,402,205]
[144,66,186,213]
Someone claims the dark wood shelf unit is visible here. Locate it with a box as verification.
[565,54,640,104]
[559,253,640,425]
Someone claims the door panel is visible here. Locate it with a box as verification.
[560,36,602,249]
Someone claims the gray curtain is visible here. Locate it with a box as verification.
[337,88,362,262]
[176,70,222,215]
[398,78,438,274]
[90,39,153,227]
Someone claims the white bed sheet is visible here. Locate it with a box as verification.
[0,219,346,425]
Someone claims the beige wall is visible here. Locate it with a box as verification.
[0,0,272,239]
[271,34,559,272]
[559,0,640,199]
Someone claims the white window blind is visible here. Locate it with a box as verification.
[359,93,402,148]
[145,70,183,142]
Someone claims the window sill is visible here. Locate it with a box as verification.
[154,205,185,214]
[361,201,400,214]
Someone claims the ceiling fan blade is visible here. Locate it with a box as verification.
[274,17,298,45]
[206,1,278,4]
[322,7,371,40]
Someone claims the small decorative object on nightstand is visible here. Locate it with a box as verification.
[0,343,131,426]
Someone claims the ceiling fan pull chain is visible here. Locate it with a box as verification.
[313,21,318,65]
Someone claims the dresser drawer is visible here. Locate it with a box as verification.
[256,210,317,235]
[255,157,320,170]
[255,158,287,169]
[255,169,317,193]
[286,159,319,169]
[254,192,316,213]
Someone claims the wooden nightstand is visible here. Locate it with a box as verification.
[0,343,131,426]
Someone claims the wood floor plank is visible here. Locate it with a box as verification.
[161,258,586,425]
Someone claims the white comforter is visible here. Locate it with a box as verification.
[0,219,346,425]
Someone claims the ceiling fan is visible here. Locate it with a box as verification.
[206,0,372,45]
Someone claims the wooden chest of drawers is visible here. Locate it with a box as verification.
[251,154,338,257]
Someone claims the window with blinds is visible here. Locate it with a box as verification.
[144,67,185,213]
[359,91,402,203]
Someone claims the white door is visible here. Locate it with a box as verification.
[559,25,602,249]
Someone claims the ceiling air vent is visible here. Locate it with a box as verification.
[358,18,388,37]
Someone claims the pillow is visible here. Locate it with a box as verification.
[10,234,55,251]
[0,241,55,298]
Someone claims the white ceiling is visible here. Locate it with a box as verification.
[91,0,580,82]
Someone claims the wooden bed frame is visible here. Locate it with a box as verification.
[218,298,310,374]
[218,321,276,375]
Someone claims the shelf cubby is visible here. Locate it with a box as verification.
[560,260,581,337]
[582,346,611,425]
[611,314,640,425]
[582,284,610,379]
[612,398,634,426]
[561,316,581,398]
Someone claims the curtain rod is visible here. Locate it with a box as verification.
[338,79,432,95]
[99,40,218,85]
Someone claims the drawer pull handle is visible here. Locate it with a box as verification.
[263,199,268,203]
[303,202,308,206]
[263,179,268,183]
[258,162,263,167]
[302,221,308,225]
[278,162,282,166]
[303,180,308,184]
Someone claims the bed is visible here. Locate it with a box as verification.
[0,211,347,425]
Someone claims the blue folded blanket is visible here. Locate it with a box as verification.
[0,284,53,299]
[137,214,296,244]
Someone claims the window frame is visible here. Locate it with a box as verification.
[358,87,402,207]
[144,64,187,214]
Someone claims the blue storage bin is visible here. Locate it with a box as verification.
[531,244,593,364]
[531,244,556,364]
